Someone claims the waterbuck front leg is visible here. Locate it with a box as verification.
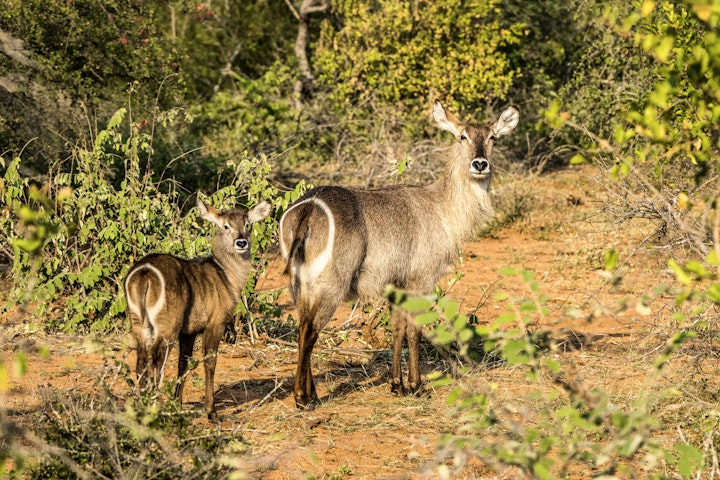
[390,308,423,395]
[406,317,423,394]
[201,320,226,422]
[390,308,407,395]
[175,333,197,405]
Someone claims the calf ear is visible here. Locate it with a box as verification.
[248,201,272,223]
[492,107,520,137]
[197,198,224,227]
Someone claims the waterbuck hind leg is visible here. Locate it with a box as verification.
[175,333,197,405]
[135,342,151,391]
[390,308,408,395]
[294,296,339,410]
[295,318,321,410]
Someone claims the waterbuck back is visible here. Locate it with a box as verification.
[125,198,271,421]
[279,101,519,410]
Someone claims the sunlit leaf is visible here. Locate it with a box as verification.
[668,259,691,285]
[654,36,674,62]
[604,248,619,271]
[641,0,656,17]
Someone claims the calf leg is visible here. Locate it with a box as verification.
[135,341,151,391]
[175,333,197,405]
[202,322,225,423]
[151,339,173,389]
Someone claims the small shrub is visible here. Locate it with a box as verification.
[17,387,245,479]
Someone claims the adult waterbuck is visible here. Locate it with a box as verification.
[279,101,520,410]
[125,198,271,421]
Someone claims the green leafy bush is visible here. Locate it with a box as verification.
[1,108,302,333]
[314,0,522,116]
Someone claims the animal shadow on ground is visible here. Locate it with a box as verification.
[210,350,410,413]
[206,327,627,415]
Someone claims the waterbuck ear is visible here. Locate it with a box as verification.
[248,200,272,223]
[492,107,520,137]
[197,198,224,227]
[433,100,462,137]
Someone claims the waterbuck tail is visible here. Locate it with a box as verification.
[125,263,166,342]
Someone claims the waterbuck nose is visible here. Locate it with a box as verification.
[471,159,489,173]
[235,238,249,250]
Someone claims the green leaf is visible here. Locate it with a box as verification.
[458,328,474,343]
[430,375,453,388]
[620,434,644,457]
[499,267,516,276]
[14,351,27,377]
[0,364,6,391]
[495,313,517,325]
[604,248,619,271]
[569,154,586,165]
[707,250,719,266]
[13,238,43,253]
[654,35,674,62]
[668,259,692,285]
[676,443,703,477]
[452,314,467,331]
[685,260,709,278]
[503,339,530,365]
[706,283,720,304]
[443,300,459,320]
[401,297,433,312]
[415,311,439,326]
[544,358,562,373]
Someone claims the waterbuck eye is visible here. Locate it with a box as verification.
[459,133,469,142]
[244,221,250,231]
[223,224,231,231]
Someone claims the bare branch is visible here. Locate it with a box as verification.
[292,0,330,109]
[283,0,301,20]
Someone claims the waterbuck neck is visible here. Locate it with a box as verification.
[211,237,249,301]
[432,144,494,246]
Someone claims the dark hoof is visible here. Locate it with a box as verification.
[294,392,320,411]
[207,410,219,423]
[295,400,318,411]
[390,380,405,396]
[407,382,426,397]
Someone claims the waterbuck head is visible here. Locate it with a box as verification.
[197,199,272,261]
[433,100,519,191]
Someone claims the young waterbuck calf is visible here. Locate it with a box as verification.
[125,198,271,421]
[279,101,519,410]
